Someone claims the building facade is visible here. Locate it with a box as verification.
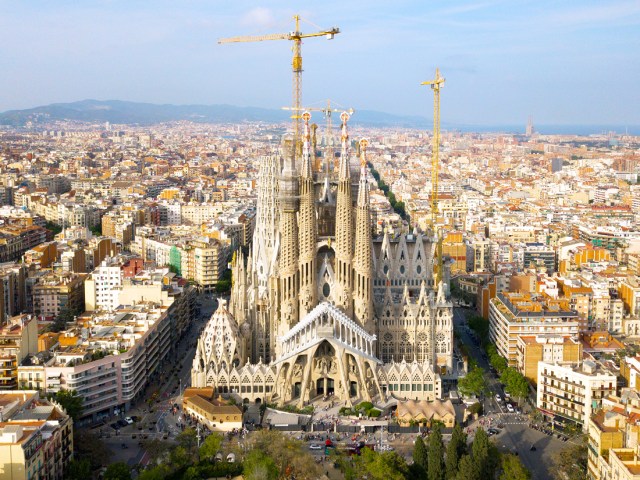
[192,118,453,407]
[489,292,580,366]
[537,360,617,431]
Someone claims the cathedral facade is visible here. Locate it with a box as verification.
[192,114,454,407]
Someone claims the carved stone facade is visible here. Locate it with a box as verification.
[192,115,453,406]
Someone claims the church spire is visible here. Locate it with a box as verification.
[252,153,279,295]
[298,112,317,318]
[334,112,354,315]
[277,135,300,344]
[353,138,374,331]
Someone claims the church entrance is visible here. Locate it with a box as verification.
[316,378,324,396]
[316,377,335,396]
[293,382,301,399]
[350,381,358,397]
[327,378,335,395]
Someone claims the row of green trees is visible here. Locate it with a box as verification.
[95,429,322,480]
[466,315,530,401]
[332,424,530,480]
[368,162,409,221]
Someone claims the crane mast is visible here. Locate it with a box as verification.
[218,15,339,149]
[421,68,445,282]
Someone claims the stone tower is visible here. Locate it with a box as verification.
[333,112,354,315]
[277,136,299,354]
[251,153,280,362]
[298,113,317,317]
[353,138,374,333]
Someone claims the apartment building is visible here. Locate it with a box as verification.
[18,303,176,422]
[537,360,617,431]
[523,242,556,273]
[516,334,582,383]
[0,224,49,263]
[32,271,85,320]
[0,390,73,480]
[619,278,640,317]
[0,315,38,389]
[85,259,196,335]
[587,390,640,480]
[84,257,123,311]
[0,264,28,322]
[187,239,228,291]
[84,237,120,271]
[489,292,580,366]
[620,356,640,390]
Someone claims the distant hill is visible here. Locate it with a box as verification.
[0,99,430,128]
[2,100,637,135]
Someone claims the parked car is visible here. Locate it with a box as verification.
[506,403,515,413]
[495,394,502,403]
[309,444,323,450]
[487,428,500,435]
[124,417,134,425]
[117,419,128,428]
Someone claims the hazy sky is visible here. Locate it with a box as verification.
[1,1,639,126]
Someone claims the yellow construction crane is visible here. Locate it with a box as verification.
[421,68,445,282]
[219,15,340,144]
[282,100,354,173]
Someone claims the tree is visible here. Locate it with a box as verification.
[73,430,111,470]
[467,315,489,343]
[458,366,486,397]
[45,221,63,235]
[138,466,171,480]
[446,423,467,479]
[468,402,483,416]
[50,306,75,332]
[456,454,479,480]
[500,453,531,480]
[52,389,83,420]
[66,458,91,480]
[427,424,445,480]
[103,462,132,480]
[243,449,278,480]
[198,432,222,461]
[169,445,191,470]
[471,428,490,479]
[500,367,529,400]
[176,427,198,461]
[359,449,410,480]
[412,436,428,479]
[552,443,588,480]
[249,430,321,480]
[141,439,171,465]
[90,224,102,237]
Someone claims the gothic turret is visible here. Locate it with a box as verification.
[298,113,317,317]
[277,135,300,344]
[353,138,374,332]
[253,153,280,297]
[334,112,354,315]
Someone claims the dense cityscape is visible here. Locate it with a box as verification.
[0,3,639,480]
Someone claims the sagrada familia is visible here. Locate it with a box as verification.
[192,113,454,407]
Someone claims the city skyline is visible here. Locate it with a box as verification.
[1,1,639,126]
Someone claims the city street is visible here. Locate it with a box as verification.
[98,293,219,466]
[453,307,566,480]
